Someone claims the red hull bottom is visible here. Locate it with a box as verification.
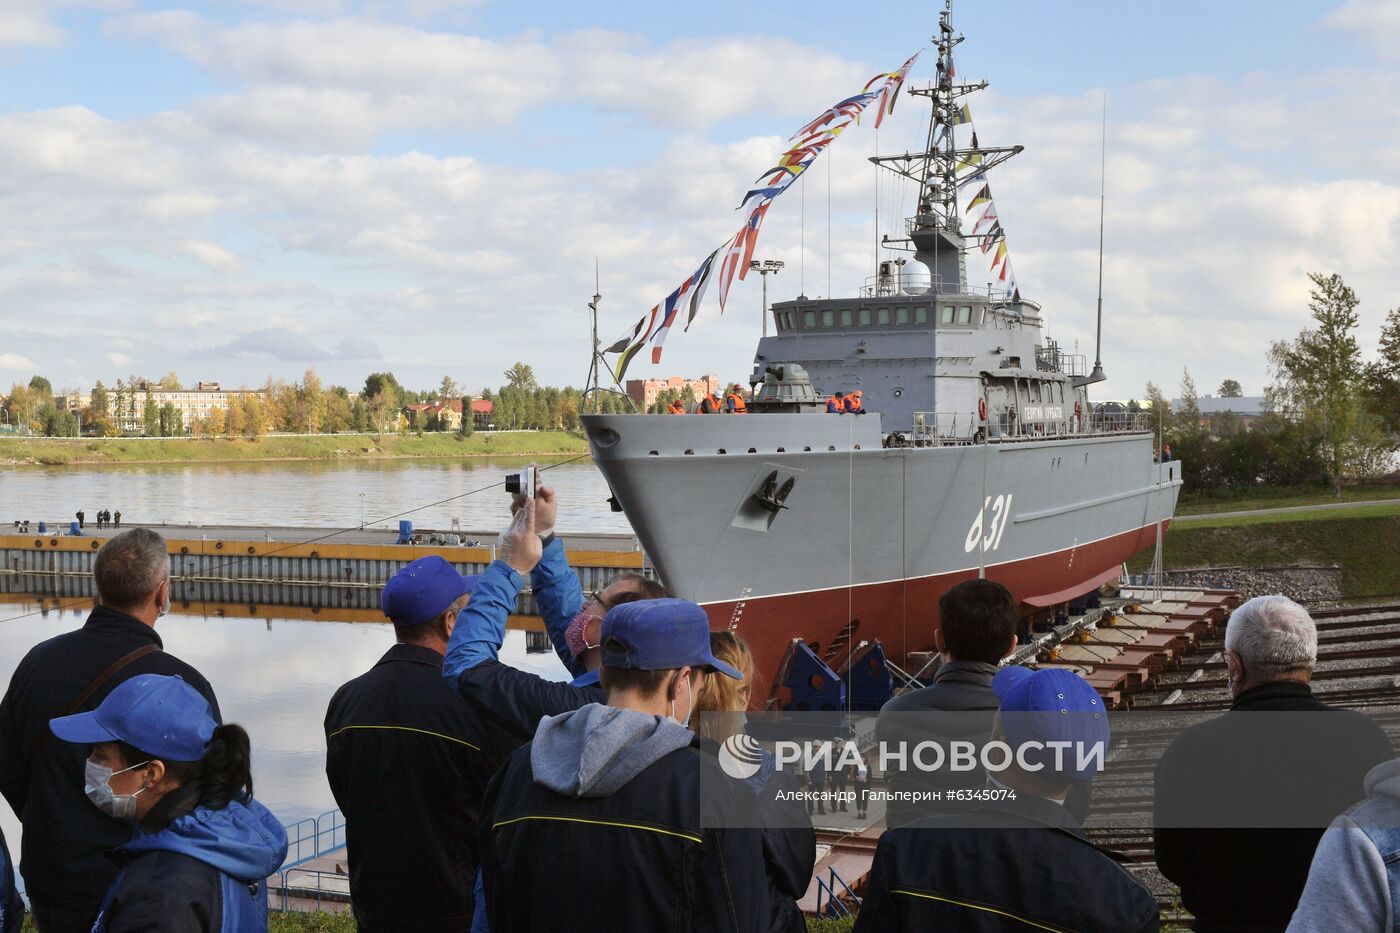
[699,521,1168,706]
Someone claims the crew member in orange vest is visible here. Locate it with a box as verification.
[666,398,686,415]
[699,392,723,414]
[725,385,747,414]
[826,391,846,413]
[844,390,864,414]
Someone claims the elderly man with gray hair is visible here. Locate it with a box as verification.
[1153,595,1392,933]
[0,528,221,933]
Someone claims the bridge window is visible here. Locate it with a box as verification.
[958,306,973,324]
[839,309,852,326]
[803,310,816,328]
[940,306,955,324]
[858,308,871,326]
[915,306,929,324]
[877,307,891,325]
[821,309,835,327]
[896,306,910,325]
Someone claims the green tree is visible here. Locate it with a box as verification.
[240,393,267,439]
[142,396,160,436]
[367,387,398,438]
[158,402,182,436]
[161,371,182,390]
[1366,306,1400,434]
[363,372,403,407]
[439,375,459,400]
[27,375,52,399]
[504,362,537,392]
[1217,379,1243,398]
[1174,368,1204,442]
[458,395,475,437]
[1273,272,1385,496]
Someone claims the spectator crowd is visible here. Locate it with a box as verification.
[0,481,1394,932]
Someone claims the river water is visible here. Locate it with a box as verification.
[0,457,631,534]
[0,600,571,893]
[0,456,616,893]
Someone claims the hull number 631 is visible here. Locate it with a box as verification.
[965,494,1013,553]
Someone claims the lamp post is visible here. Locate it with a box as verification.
[750,259,785,338]
[359,493,367,529]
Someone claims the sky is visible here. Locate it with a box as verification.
[2,0,1399,401]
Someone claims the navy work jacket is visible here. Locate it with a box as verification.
[326,643,502,932]
[479,733,770,932]
[853,791,1159,932]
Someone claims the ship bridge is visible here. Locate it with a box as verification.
[753,286,1088,439]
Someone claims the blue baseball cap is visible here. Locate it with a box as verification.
[601,598,743,679]
[50,674,216,762]
[993,666,1111,781]
[381,556,480,626]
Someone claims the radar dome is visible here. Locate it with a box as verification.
[900,260,933,295]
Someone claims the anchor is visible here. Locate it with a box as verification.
[751,471,796,514]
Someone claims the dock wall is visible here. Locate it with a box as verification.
[0,531,649,618]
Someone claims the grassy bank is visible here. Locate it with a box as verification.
[1176,482,1400,515]
[1130,510,1400,602]
[0,431,589,466]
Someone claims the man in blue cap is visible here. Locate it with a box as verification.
[325,555,499,933]
[854,667,1158,932]
[477,598,770,932]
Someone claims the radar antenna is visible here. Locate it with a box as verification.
[1077,93,1109,388]
[869,0,1023,294]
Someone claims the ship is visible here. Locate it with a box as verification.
[580,3,1181,706]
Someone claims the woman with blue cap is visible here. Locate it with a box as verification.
[49,673,287,932]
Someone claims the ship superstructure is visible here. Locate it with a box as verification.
[581,3,1180,705]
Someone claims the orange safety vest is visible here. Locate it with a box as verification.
[701,394,722,414]
[726,392,747,413]
[667,400,685,414]
[843,395,859,412]
[827,395,844,413]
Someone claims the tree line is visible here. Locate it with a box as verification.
[1148,272,1398,498]
[0,362,631,439]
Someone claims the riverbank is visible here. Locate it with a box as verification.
[0,431,589,465]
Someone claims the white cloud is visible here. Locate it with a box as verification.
[180,240,241,272]
[104,352,132,367]
[0,5,65,48]
[0,352,36,371]
[1322,0,1400,55]
[105,13,869,145]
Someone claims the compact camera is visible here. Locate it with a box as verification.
[504,465,536,498]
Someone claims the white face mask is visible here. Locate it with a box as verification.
[669,673,695,730]
[156,583,171,619]
[85,758,150,824]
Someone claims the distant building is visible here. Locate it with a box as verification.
[625,374,721,410]
[402,398,494,431]
[55,392,90,413]
[101,381,265,435]
[1173,395,1267,433]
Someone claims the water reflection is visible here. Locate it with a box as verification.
[0,599,570,891]
[0,457,631,533]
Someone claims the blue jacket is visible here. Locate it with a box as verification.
[443,543,604,757]
[443,540,604,933]
[93,788,288,933]
[0,825,21,933]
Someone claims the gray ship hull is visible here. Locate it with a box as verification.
[583,413,1181,701]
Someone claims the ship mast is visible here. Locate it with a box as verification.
[870,0,1022,293]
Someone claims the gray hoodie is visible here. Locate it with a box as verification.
[1287,758,1400,933]
[531,703,694,797]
